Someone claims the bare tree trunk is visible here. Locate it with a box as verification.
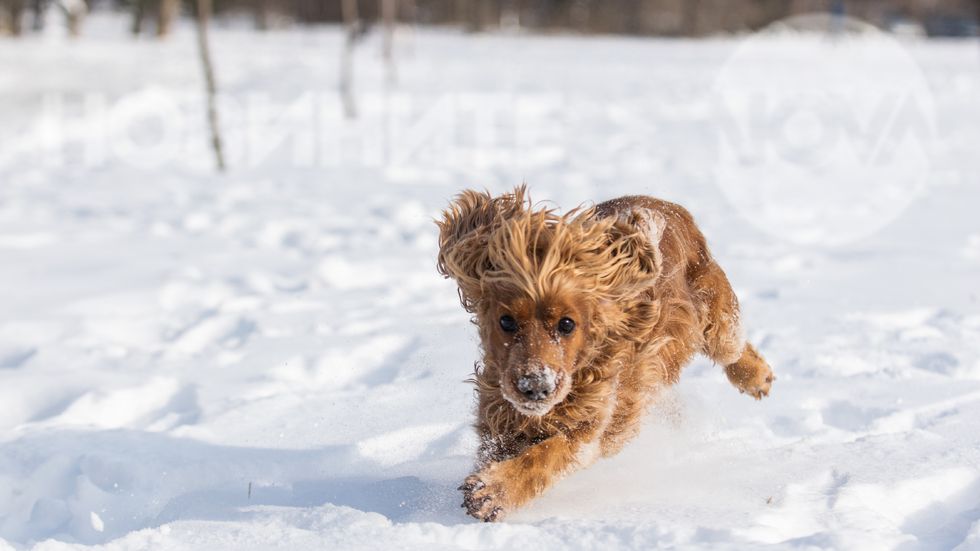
[975,0,980,51]
[252,0,269,29]
[381,0,396,86]
[157,0,177,37]
[65,11,81,36]
[340,0,359,118]
[31,0,42,30]
[131,0,146,35]
[59,0,86,38]
[6,0,24,35]
[974,0,980,57]
[197,0,226,170]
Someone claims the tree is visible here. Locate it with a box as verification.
[3,0,24,35]
[58,0,86,37]
[31,0,42,30]
[158,0,177,37]
[197,0,226,170]
[381,0,396,85]
[131,0,146,35]
[341,0,359,118]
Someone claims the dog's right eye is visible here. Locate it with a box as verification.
[558,317,576,335]
[499,316,519,333]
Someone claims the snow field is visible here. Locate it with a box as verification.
[1,13,980,550]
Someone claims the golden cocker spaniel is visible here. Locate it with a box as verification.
[437,187,774,522]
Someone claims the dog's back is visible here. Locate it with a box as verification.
[591,196,754,454]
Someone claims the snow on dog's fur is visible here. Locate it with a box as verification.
[437,186,774,522]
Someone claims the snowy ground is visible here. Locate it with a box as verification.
[1,11,980,550]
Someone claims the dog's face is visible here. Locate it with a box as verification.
[482,291,592,416]
[437,187,665,418]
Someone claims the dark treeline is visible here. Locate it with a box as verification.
[2,0,979,36]
[221,0,980,36]
[218,0,980,36]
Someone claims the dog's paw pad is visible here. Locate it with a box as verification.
[459,472,508,522]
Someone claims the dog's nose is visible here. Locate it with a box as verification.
[517,374,555,402]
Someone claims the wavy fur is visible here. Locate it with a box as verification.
[439,187,775,522]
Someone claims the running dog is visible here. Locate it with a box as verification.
[436,187,773,522]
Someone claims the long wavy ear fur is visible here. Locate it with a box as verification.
[600,206,665,297]
[438,186,667,313]
[436,186,529,312]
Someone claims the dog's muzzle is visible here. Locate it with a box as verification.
[517,374,556,402]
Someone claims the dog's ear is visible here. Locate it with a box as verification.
[597,206,666,299]
[436,187,527,312]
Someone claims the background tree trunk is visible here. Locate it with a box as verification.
[7,0,24,35]
[975,0,980,44]
[381,0,396,86]
[252,0,270,30]
[31,0,43,30]
[340,0,359,118]
[58,0,86,37]
[197,0,226,170]
[157,0,177,37]
[131,0,146,35]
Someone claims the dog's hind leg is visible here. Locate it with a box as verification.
[695,261,774,400]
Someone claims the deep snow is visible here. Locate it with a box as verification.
[1,11,980,550]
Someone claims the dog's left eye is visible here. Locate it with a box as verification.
[558,317,576,335]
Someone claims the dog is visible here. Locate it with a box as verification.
[436,187,774,522]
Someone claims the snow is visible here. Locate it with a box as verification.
[1,12,980,550]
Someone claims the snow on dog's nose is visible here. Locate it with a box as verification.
[517,372,556,402]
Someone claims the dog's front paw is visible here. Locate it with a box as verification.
[737,371,775,400]
[725,344,775,400]
[459,465,509,522]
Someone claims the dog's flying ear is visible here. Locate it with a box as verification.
[436,187,527,312]
[596,206,666,300]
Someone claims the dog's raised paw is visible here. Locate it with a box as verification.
[725,344,775,401]
[459,471,508,522]
[745,374,775,400]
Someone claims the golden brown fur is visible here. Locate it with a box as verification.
[436,186,774,522]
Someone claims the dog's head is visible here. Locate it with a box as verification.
[437,187,665,417]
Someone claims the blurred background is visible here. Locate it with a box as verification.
[1,0,979,38]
